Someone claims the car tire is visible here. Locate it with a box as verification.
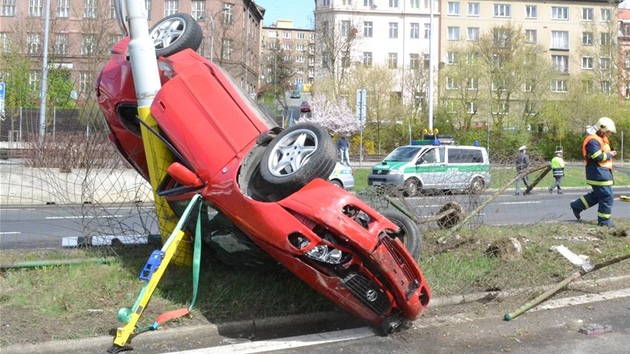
[260,123,336,200]
[381,211,422,259]
[149,13,203,57]
[402,178,419,197]
[469,177,485,194]
[330,180,343,188]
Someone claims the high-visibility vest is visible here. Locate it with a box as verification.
[582,134,612,169]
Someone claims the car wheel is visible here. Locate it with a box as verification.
[381,211,422,259]
[469,177,485,194]
[330,180,343,188]
[149,13,203,57]
[402,178,419,197]
[260,123,336,200]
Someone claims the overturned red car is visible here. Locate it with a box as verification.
[96,9,430,333]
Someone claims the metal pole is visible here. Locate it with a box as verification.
[428,0,434,132]
[38,0,51,147]
[52,107,56,140]
[209,15,214,62]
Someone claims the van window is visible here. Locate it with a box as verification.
[385,146,421,162]
[448,148,483,163]
[419,148,437,163]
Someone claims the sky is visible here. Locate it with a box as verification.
[255,0,315,29]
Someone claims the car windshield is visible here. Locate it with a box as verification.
[384,146,422,162]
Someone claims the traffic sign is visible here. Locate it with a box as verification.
[0,82,5,115]
[355,88,366,121]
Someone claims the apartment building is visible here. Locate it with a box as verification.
[0,0,264,104]
[260,20,316,92]
[314,0,440,99]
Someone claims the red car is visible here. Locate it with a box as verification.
[300,101,311,113]
[97,7,430,333]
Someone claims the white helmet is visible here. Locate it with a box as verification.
[595,117,616,133]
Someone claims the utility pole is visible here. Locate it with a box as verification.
[38,0,51,150]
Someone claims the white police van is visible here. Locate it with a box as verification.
[368,139,490,196]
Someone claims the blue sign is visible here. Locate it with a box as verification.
[0,82,5,115]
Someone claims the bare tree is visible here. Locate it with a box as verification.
[314,13,361,99]
[259,37,297,113]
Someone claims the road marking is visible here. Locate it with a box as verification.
[45,215,124,220]
[532,288,630,311]
[168,327,377,354]
[500,201,542,205]
[0,231,20,235]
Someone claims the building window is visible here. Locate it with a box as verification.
[525,29,537,43]
[389,23,398,38]
[601,81,612,93]
[282,43,290,50]
[54,33,68,55]
[582,32,593,45]
[364,21,373,37]
[551,80,567,92]
[601,8,611,22]
[29,71,40,90]
[145,0,152,20]
[388,53,398,69]
[29,0,43,17]
[410,0,420,9]
[56,0,70,17]
[296,55,305,63]
[364,0,373,6]
[389,0,399,8]
[467,78,478,90]
[322,0,330,7]
[551,6,568,20]
[551,31,569,50]
[447,2,460,15]
[79,71,93,93]
[410,23,420,39]
[467,2,479,16]
[164,0,178,17]
[582,56,593,69]
[525,5,536,19]
[445,51,456,64]
[467,27,479,41]
[283,32,290,39]
[296,44,305,51]
[1,0,16,16]
[222,38,233,60]
[222,3,233,24]
[341,20,351,37]
[551,55,568,73]
[27,33,41,54]
[410,53,419,69]
[0,32,9,53]
[493,28,509,47]
[191,1,205,21]
[467,101,477,114]
[424,23,431,39]
[625,51,630,69]
[81,34,96,56]
[84,0,97,18]
[297,32,305,39]
[583,8,593,21]
[447,27,460,41]
[493,4,511,18]
[601,33,611,46]
[363,52,372,66]
[600,57,611,70]
[446,77,459,90]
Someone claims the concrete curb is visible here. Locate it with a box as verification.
[3,274,628,354]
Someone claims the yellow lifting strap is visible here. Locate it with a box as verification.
[108,194,202,353]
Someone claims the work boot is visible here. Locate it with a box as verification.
[548,187,553,194]
[558,190,563,194]
[571,206,581,221]
[598,221,615,228]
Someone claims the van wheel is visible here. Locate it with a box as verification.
[402,178,419,197]
[469,177,485,194]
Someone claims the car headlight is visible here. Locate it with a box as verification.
[306,243,346,264]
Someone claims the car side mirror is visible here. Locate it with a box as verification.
[167,162,203,187]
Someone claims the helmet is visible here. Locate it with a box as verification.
[595,117,616,133]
